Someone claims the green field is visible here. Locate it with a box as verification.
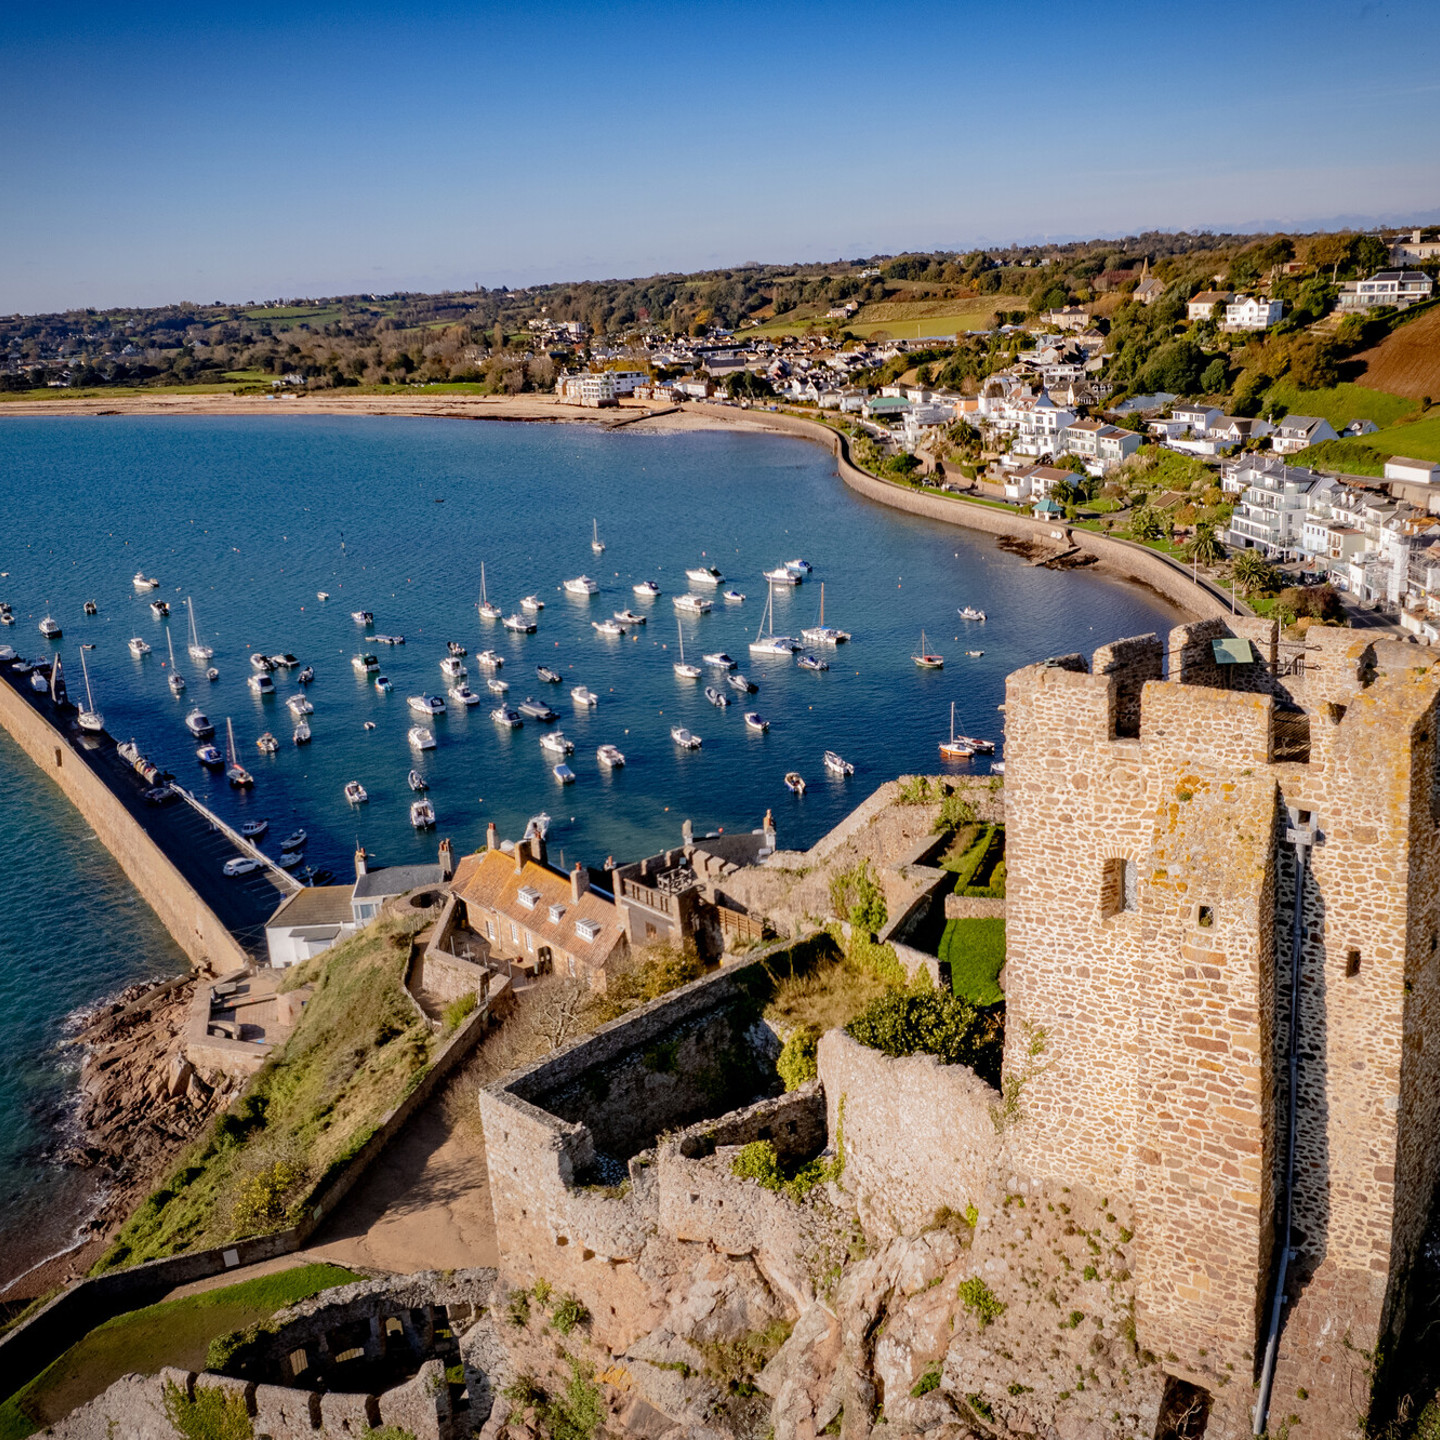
[241,305,347,329]
[1298,412,1440,473]
[846,308,998,340]
[941,919,1006,1007]
[1261,381,1418,431]
[0,1263,359,1438]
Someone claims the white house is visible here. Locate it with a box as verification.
[1187,291,1233,322]
[1386,456,1440,486]
[1391,230,1440,265]
[1227,462,1336,559]
[1271,415,1339,455]
[1061,418,1142,469]
[1338,270,1434,311]
[1224,296,1284,331]
[1172,403,1223,435]
[558,372,618,407]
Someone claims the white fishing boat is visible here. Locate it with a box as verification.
[673,618,701,679]
[784,771,806,794]
[596,743,626,769]
[536,666,562,684]
[991,760,1006,775]
[744,711,770,733]
[248,673,275,695]
[440,656,467,679]
[749,588,799,655]
[375,634,404,646]
[540,731,574,756]
[671,725,702,750]
[83,600,97,616]
[823,750,854,777]
[723,590,746,602]
[796,653,829,672]
[38,615,62,639]
[521,594,545,613]
[967,649,984,658]
[633,580,661,598]
[76,644,104,733]
[592,618,625,636]
[571,684,598,706]
[280,828,307,849]
[0,645,14,661]
[728,672,757,693]
[615,608,645,625]
[448,683,481,706]
[553,763,576,784]
[133,572,160,591]
[912,630,944,670]
[446,640,467,657]
[206,666,220,682]
[165,629,186,695]
[785,558,814,574]
[149,599,170,619]
[408,693,445,716]
[30,670,48,693]
[276,851,304,871]
[504,612,537,633]
[703,651,736,669]
[958,606,987,622]
[686,565,724,587]
[475,649,503,669]
[352,653,379,674]
[196,744,224,768]
[519,696,558,720]
[297,665,313,684]
[705,685,731,707]
[293,722,312,745]
[344,779,369,804]
[409,725,436,750]
[407,770,428,793]
[491,705,522,729]
[316,591,329,601]
[286,694,313,717]
[185,596,213,660]
[801,584,850,645]
[487,676,510,695]
[478,563,502,620]
[410,799,436,829]
[564,575,599,595]
[764,566,802,585]
[250,652,274,671]
[591,518,605,554]
[256,731,279,753]
[351,610,373,626]
[939,701,974,760]
[673,593,712,615]
[225,718,253,787]
[375,675,392,692]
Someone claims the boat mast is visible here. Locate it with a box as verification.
[481,563,487,605]
[188,596,197,648]
[80,644,96,711]
[167,626,177,670]
[226,717,237,766]
[677,616,685,664]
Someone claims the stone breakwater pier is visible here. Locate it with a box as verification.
[0,664,283,975]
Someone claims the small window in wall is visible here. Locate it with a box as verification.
[568,954,576,978]
[1346,948,1362,977]
[288,1348,309,1378]
[1101,857,1138,917]
[525,931,534,953]
[1156,1375,1211,1439]
[1197,905,1215,929]
[510,921,519,944]
[485,919,495,940]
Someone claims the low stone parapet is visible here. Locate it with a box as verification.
[943,895,1005,920]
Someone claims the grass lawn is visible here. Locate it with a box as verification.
[1298,413,1440,472]
[0,1262,360,1438]
[847,308,998,340]
[241,305,347,329]
[0,383,242,403]
[96,915,434,1271]
[941,919,1006,1007]
[1262,380,1418,431]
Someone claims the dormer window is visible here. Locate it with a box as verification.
[517,886,541,911]
[548,903,566,924]
[575,918,602,943]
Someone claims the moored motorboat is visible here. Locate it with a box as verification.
[553,763,576,784]
[277,851,305,870]
[375,634,404,646]
[671,725,702,750]
[375,675,392,692]
[133,572,159,591]
[491,705,522,729]
[540,731,574,756]
[785,558,814,574]
[615,608,645,625]
[596,743,625,769]
[723,590,746,603]
[504,613,537,633]
[728,672,757,693]
[206,666,220,682]
[449,683,481,706]
[196,744,224,768]
[537,665,562,684]
[764,566,801,585]
[408,693,445,716]
[84,600,98,616]
[287,694,313,717]
[521,595,545,613]
[564,575,599,595]
[705,685,731,708]
[447,640,468,656]
[592,618,625,636]
[823,750,854,777]
[487,676,510,695]
[280,828,307,850]
[248,673,275,695]
[352,653,379,673]
[297,665,314,684]
[408,770,429,793]
[796,653,829,672]
[293,722,312,744]
[344,779,369,804]
[474,649,503,670]
[256,731,279,753]
[519,696,558,721]
[185,708,215,738]
[410,799,436,829]
[38,615,62,639]
[571,684,598,706]
[633,580,661,598]
[240,818,269,839]
[673,593,712,615]
[967,650,984,658]
[686,565,724,587]
[958,606,987,622]
[440,656,467,679]
[351,610,374,626]
[316,591,329,601]
[744,711,770,733]
[784,771,806,794]
[149,599,170,618]
[703,651,736,669]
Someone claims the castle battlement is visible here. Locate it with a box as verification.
[1002,618,1440,1435]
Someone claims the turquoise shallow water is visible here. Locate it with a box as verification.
[0,414,1181,1276]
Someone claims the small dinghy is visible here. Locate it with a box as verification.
[784,771,806,794]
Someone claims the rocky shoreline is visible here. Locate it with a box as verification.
[0,977,238,1304]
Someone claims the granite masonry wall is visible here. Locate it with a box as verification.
[1001,619,1440,1438]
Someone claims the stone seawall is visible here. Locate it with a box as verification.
[0,674,249,975]
[689,404,1240,623]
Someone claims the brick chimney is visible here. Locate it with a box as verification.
[763,808,776,851]
[438,837,454,882]
[514,838,528,874]
[354,845,368,878]
[486,822,498,851]
[571,862,589,902]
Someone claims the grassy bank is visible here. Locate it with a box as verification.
[0,1263,359,1438]
[96,915,434,1270]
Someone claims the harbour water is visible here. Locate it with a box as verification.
[0,413,1181,1278]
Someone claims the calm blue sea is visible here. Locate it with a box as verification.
[0,414,1181,1278]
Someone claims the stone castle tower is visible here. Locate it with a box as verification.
[1002,618,1440,1437]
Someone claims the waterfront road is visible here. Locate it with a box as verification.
[1,668,285,960]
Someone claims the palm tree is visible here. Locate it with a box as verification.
[1231,548,1278,595]
[1129,504,1169,543]
[1186,523,1226,567]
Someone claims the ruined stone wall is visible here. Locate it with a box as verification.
[817,1030,999,1240]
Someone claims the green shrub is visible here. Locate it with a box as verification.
[699,1319,793,1396]
[828,858,888,935]
[552,1294,590,1335]
[442,991,478,1033]
[230,1160,304,1236]
[957,1277,1006,1328]
[731,1140,839,1203]
[164,1380,255,1440]
[936,790,977,832]
[777,1026,820,1091]
[846,989,1002,1074]
[911,1368,942,1397]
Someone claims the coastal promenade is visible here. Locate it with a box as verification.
[0,667,282,973]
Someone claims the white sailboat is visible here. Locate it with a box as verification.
[673,617,701,679]
[939,701,973,760]
[591,518,605,554]
[477,562,502,620]
[186,596,213,660]
[77,643,104,733]
[225,718,253,787]
[749,586,799,656]
[165,627,186,695]
[800,583,851,646]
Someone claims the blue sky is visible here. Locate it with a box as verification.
[3,0,1437,313]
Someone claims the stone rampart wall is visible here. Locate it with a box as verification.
[817,1030,999,1239]
[0,676,249,974]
